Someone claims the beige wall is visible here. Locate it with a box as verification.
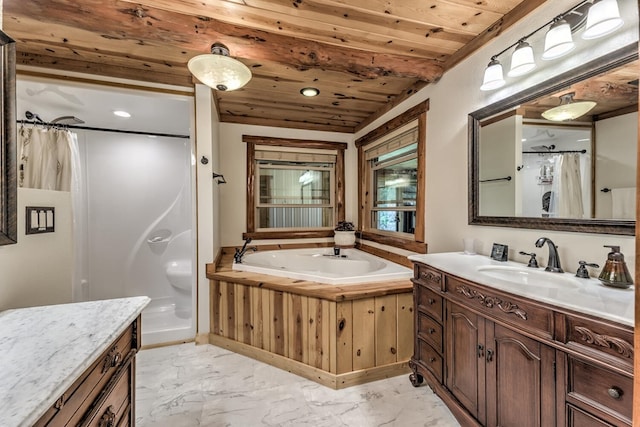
[0,189,73,310]
[354,0,638,274]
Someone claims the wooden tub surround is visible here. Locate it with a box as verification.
[206,246,414,389]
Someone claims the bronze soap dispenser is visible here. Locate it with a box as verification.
[598,245,634,288]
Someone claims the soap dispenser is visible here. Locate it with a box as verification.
[598,245,634,288]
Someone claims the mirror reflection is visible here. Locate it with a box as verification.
[473,49,637,234]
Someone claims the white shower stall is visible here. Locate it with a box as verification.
[73,130,196,346]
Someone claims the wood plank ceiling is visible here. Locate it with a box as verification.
[4,0,544,133]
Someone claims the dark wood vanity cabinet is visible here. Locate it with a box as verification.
[446,301,556,426]
[410,263,633,427]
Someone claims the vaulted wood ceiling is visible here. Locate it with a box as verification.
[4,0,544,133]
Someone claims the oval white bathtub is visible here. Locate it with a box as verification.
[232,248,412,285]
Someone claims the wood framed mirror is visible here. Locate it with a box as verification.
[0,31,17,246]
[469,43,637,236]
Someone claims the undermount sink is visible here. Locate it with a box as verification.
[476,265,581,289]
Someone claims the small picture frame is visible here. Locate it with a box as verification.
[490,243,508,262]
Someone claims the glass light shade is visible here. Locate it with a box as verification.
[508,41,536,77]
[188,49,252,91]
[582,0,624,39]
[300,87,320,97]
[542,93,596,121]
[541,19,575,60]
[480,59,505,91]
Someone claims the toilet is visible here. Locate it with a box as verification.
[164,259,192,318]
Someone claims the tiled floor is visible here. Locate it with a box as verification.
[136,343,461,426]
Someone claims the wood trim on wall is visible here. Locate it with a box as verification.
[246,142,256,233]
[357,100,429,251]
[359,231,427,254]
[355,100,429,148]
[243,135,346,238]
[243,135,348,151]
[415,111,426,243]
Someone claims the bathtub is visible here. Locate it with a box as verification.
[231,248,412,285]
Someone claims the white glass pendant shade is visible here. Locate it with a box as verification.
[582,0,624,39]
[187,43,252,91]
[508,41,536,77]
[542,19,575,60]
[542,93,596,121]
[480,59,505,91]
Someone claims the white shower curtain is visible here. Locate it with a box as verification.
[18,126,79,191]
[549,153,584,218]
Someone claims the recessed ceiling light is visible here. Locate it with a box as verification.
[113,110,131,118]
[300,87,320,97]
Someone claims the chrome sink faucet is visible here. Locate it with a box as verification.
[534,237,563,273]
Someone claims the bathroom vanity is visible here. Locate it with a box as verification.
[0,296,149,427]
[408,253,633,427]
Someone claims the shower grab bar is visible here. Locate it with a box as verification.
[480,176,511,183]
[147,236,170,243]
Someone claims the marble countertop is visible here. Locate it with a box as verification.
[0,296,150,427]
[408,252,634,327]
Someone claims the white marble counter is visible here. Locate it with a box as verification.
[408,253,634,327]
[0,296,150,427]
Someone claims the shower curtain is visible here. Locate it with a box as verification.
[18,126,80,191]
[549,153,584,218]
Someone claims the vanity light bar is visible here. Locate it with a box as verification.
[480,0,624,92]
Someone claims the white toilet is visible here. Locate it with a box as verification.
[164,259,192,319]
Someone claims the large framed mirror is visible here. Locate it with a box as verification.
[469,43,637,236]
[0,31,17,245]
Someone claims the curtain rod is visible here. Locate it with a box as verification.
[18,120,190,139]
[522,149,587,154]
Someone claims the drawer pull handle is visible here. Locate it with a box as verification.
[98,405,116,427]
[102,348,122,373]
[428,298,435,305]
[428,328,436,334]
[429,357,436,363]
[608,386,623,400]
[478,344,484,358]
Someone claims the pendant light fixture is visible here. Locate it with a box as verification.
[480,58,505,91]
[582,0,624,40]
[541,18,575,60]
[508,40,536,77]
[187,43,252,91]
[541,92,596,121]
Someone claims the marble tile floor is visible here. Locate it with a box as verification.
[136,343,461,427]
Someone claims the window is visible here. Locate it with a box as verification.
[356,101,427,252]
[244,135,347,239]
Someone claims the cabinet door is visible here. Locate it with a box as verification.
[485,323,556,427]
[446,302,485,423]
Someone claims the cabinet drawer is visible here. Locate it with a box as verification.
[81,357,133,427]
[413,264,443,291]
[564,314,633,367]
[35,323,135,427]
[567,404,619,427]
[415,285,443,322]
[567,357,632,424]
[416,339,443,382]
[417,312,443,353]
[445,276,553,340]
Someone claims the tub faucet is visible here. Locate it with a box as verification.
[534,237,563,273]
[234,238,257,264]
